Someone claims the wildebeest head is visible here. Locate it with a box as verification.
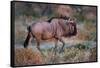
[66,18,77,36]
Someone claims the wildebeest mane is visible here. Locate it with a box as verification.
[47,16,69,22]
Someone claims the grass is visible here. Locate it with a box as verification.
[15,48,43,66]
[90,47,97,62]
[15,45,97,66]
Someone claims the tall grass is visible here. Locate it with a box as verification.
[15,45,97,66]
[15,48,43,66]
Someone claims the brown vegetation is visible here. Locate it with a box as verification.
[15,46,97,66]
[15,48,43,66]
[90,47,97,61]
[56,5,73,17]
[76,22,96,41]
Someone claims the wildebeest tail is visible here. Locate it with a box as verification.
[24,26,31,48]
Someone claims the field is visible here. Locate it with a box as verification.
[13,2,97,66]
[15,45,97,66]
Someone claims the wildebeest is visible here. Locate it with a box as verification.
[24,17,77,55]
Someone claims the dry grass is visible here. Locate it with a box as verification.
[76,24,96,41]
[15,48,43,66]
[43,47,96,64]
[15,46,97,66]
[90,47,97,61]
[64,47,91,62]
[76,30,90,40]
[84,22,96,32]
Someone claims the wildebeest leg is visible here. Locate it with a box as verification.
[54,39,58,55]
[36,37,45,57]
[57,38,65,53]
